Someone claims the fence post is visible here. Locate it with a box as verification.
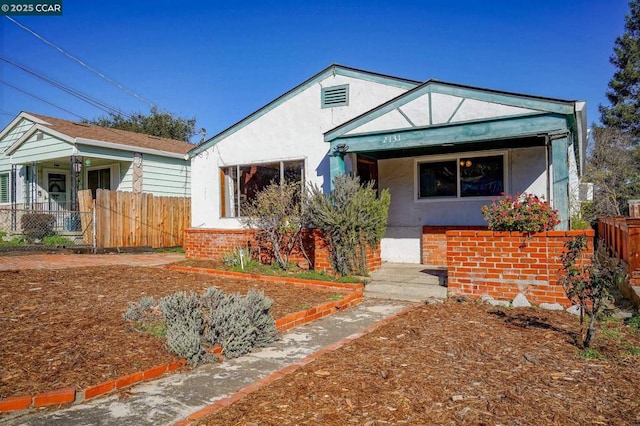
[92,199,97,253]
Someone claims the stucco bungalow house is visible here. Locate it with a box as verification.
[186,64,587,266]
[0,111,192,232]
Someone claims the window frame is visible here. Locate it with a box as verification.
[220,158,306,218]
[0,172,9,204]
[414,150,508,202]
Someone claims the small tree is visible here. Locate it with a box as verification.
[240,181,307,270]
[559,236,622,348]
[307,175,390,276]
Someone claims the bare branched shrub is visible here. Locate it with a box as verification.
[559,236,625,348]
[240,181,308,270]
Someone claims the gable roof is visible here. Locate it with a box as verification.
[2,112,194,156]
[324,79,581,142]
[187,64,422,157]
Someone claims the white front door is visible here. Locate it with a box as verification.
[44,170,69,210]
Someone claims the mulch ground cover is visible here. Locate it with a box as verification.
[0,265,337,399]
[199,300,640,425]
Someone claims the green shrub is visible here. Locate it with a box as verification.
[20,213,56,240]
[160,291,205,366]
[123,295,158,321]
[308,175,390,276]
[481,193,560,233]
[244,289,277,348]
[42,235,75,246]
[222,246,259,271]
[124,287,277,365]
[571,216,591,230]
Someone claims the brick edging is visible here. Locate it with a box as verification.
[0,359,188,413]
[175,303,418,426]
[0,268,364,414]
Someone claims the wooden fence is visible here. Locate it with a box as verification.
[78,189,190,249]
[597,215,640,307]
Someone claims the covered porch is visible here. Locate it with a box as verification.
[324,81,587,264]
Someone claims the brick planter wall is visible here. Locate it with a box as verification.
[184,228,381,274]
[446,229,594,306]
[422,226,487,266]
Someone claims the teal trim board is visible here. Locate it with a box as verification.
[330,113,569,153]
[551,136,570,230]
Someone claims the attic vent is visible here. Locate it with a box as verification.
[321,84,349,108]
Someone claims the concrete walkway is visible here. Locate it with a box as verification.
[366,262,448,302]
[1,298,412,426]
[0,252,186,271]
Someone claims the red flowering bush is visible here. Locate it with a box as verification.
[481,193,560,233]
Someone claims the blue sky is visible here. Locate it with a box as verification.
[0,0,631,143]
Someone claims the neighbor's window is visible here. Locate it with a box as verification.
[221,160,304,217]
[418,154,504,199]
[0,173,9,203]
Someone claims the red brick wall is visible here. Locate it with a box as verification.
[184,228,257,261]
[184,228,381,274]
[422,226,486,266]
[446,229,594,307]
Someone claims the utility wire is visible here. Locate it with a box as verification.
[0,79,86,120]
[0,56,131,118]
[5,16,158,109]
[1,80,195,147]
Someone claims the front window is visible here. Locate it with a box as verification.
[418,154,504,199]
[0,173,9,203]
[87,168,111,199]
[221,160,304,217]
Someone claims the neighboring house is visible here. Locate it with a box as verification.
[187,64,587,265]
[0,112,192,231]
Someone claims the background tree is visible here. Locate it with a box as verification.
[599,0,640,139]
[582,125,640,221]
[89,106,198,142]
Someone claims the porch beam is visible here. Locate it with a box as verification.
[551,136,570,230]
[330,113,569,153]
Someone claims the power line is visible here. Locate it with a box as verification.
[0,55,130,118]
[0,79,86,120]
[1,80,195,147]
[5,16,158,109]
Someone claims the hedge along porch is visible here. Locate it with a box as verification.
[326,80,587,265]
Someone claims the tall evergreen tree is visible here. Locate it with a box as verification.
[599,0,640,139]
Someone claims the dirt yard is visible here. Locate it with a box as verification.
[199,300,640,425]
[0,265,337,398]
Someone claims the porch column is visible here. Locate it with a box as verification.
[551,136,569,230]
[328,153,345,191]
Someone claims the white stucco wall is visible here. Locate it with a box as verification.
[379,146,547,262]
[190,74,411,228]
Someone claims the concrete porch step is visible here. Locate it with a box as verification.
[365,263,448,302]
